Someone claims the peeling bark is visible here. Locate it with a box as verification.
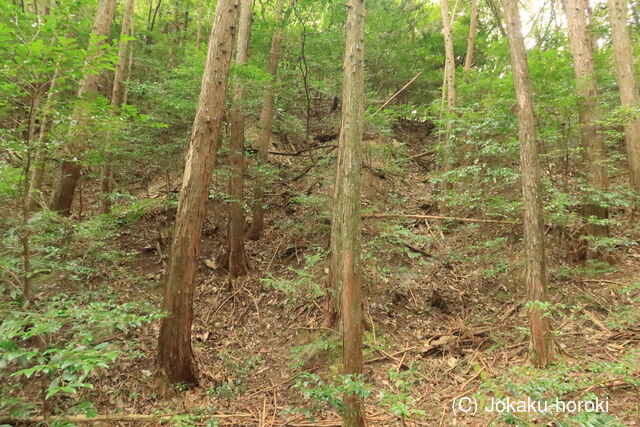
[331,0,366,424]
[157,0,239,386]
[50,0,116,215]
[463,0,478,77]
[607,0,640,192]
[101,0,137,214]
[502,0,555,368]
[247,0,284,240]
[227,0,253,277]
[562,0,609,240]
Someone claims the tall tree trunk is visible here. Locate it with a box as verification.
[123,45,134,105]
[227,0,252,277]
[21,88,45,303]
[29,67,60,210]
[439,0,456,213]
[583,0,598,52]
[562,0,609,241]
[485,0,508,38]
[101,0,137,214]
[502,0,555,368]
[49,0,116,215]
[112,0,136,107]
[246,0,284,240]
[156,0,239,386]
[333,1,366,425]
[195,0,203,48]
[607,0,640,192]
[463,0,478,77]
[167,0,181,62]
[29,4,55,210]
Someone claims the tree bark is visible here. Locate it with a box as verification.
[246,0,285,240]
[502,0,554,368]
[156,0,239,386]
[332,1,366,425]
[21,88,45,302]
[583,0,598,52]
[195,0,203,48]
[463,0,478,77]
[111,0,136,107]
[562,0,609,239]
[28,4,56,211]
[100,0,136,214]
[485,0,508,38]
[341,251,365,427]
[29,67,60,210]
[439,0,456,213]
[49,0,116,215]
[607,0,640,192]
[227,0,252,277]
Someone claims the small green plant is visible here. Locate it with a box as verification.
[0,294,163,417]
[559,259,617,279]
[291,193,332,219]
[378,364,426,420]
[606,283,640,329]
[290,334,340,369]
[261,248,327,304]
[293,372,371,419]
[476,350,640,426]
[207,353,262,401]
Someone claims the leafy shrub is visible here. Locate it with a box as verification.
[261,248,327,304]
[0,294,163,417]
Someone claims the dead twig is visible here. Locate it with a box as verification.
[373,72,422,116]
[269,144,336,157]
[582,377,639,393]
[402,241,434,258]
[581,279,627,286]
[407,149,435,160]
[363,213,518,224]
[0,412,256,424]
[248,372,306,397]
[365,345,418,364]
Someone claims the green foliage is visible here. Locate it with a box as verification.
[605,283,640,329]
[293,372,371,417]
[290,192,331,219]
[289,334,340,370]
[364,220,433,264]
[207,353,262,401]
[555,259,616,279]
[0,165,21,198]
[378,365,426,419]
[0,295,162,416]
[477,350,640,425]
[0,196,174,298]
[261,248,327,304]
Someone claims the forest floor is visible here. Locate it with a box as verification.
[7,120,640,426]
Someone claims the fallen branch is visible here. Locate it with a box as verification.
[363,213,518,224]
[402,241,434,258]
[248,372,306,397]
[499,304,521,322]
[0,412,255,424]
[269,144,337,157]
[419,326,496,354]
[292,145,338,181]
[581,279,627,286]
[582,377,639,393]
[365,345,418,364]
[407,149,435,160]
[372,72,422,116]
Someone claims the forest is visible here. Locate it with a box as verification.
[1,0,640,425]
